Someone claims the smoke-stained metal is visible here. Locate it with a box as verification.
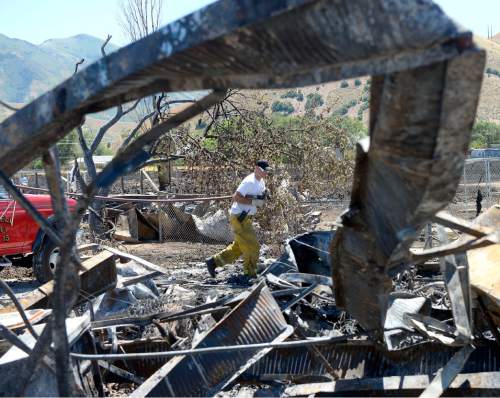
[331,48,485,334]
[243,341,500,382]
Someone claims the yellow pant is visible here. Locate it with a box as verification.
[213,214,260,276]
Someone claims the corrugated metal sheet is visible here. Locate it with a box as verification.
[117,340,171,378]
[131,282,289,397]
[243,341,500,381]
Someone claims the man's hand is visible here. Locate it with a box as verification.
[246,190,269,200]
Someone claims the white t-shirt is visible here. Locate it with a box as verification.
[230,172,266,215]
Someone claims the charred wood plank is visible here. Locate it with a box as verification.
[0,251,117,312]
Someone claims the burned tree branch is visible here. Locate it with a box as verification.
[122,109,157,148]
[0,100,19,112]
[42,147,76,396]
[74,160,87,189]
[121,98,196,149]
[89,107,123,155]
[93,90,226,190]
[0,325,34,356]
[101,34,112,57]
[74,58,85,75]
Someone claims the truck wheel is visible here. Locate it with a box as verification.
[33,239,60,284]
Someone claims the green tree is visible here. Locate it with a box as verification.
[470,120,500,148]
[281,90,298,99]
[305,93,324,111]
[271,100,294,115]
[56,130,80,165]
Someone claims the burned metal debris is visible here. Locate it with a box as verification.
[104,197,233,244]
[0,212,499,396]
[0,0,498,396]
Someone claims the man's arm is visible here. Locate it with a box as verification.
[233,191,252,205]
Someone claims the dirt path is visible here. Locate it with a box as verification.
[125,241,226,270]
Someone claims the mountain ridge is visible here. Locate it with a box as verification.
[0,33,119,103]
[1,33,500,127]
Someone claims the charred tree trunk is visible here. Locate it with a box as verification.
[88,187,111,238]
[156,135,173,191]
[157,163,170,191]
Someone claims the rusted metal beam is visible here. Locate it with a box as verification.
[433,211,493,237]
[467,205,500,327]
[437,226,473,342]
[331,46,485,335]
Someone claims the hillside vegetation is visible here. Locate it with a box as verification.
[1,33,500,149]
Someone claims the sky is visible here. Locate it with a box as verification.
[0,0,498,46]
[0,0,217,46]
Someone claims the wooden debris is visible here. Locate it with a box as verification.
[0,316,96,396]
[467,206,500,327]
[0,251,116,312]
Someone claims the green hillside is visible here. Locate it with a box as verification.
[258,35,500,126]
[0,33,118,103]
[1,32,500,149]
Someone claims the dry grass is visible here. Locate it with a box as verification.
[250,36,500,125]
[475,36,500,122]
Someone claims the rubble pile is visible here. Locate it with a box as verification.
[0,206,498,396]
[101,189,327,251]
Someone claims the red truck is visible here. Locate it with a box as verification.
[0,187,77,283]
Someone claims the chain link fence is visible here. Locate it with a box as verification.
[8,156,500,259]
[445,157,500,219]
[104,196,234,245]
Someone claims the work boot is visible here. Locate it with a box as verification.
[205,257,216,278]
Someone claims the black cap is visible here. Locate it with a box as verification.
[256,159,272,172]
